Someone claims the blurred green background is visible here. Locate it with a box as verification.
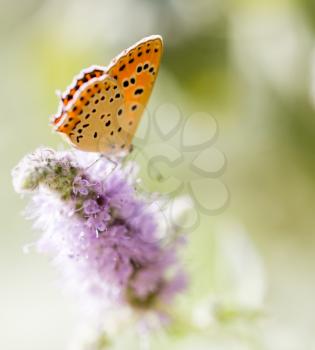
[1,0,315,349]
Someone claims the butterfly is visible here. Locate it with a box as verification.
[52,35,163,154]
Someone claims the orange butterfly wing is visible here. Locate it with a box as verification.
[106,35,163,146]
[54,75,128,153]
[52,35,163,154]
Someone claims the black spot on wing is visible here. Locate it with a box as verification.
[134,88,144,95]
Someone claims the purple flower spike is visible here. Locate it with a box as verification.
[83,199,101,215]
[73,176,90,196]
[12,148,188,315]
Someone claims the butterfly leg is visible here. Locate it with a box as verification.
[83,154,118,173]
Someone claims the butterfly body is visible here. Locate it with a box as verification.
[53,35,163,153]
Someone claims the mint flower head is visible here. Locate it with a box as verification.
[12,148,187,313]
